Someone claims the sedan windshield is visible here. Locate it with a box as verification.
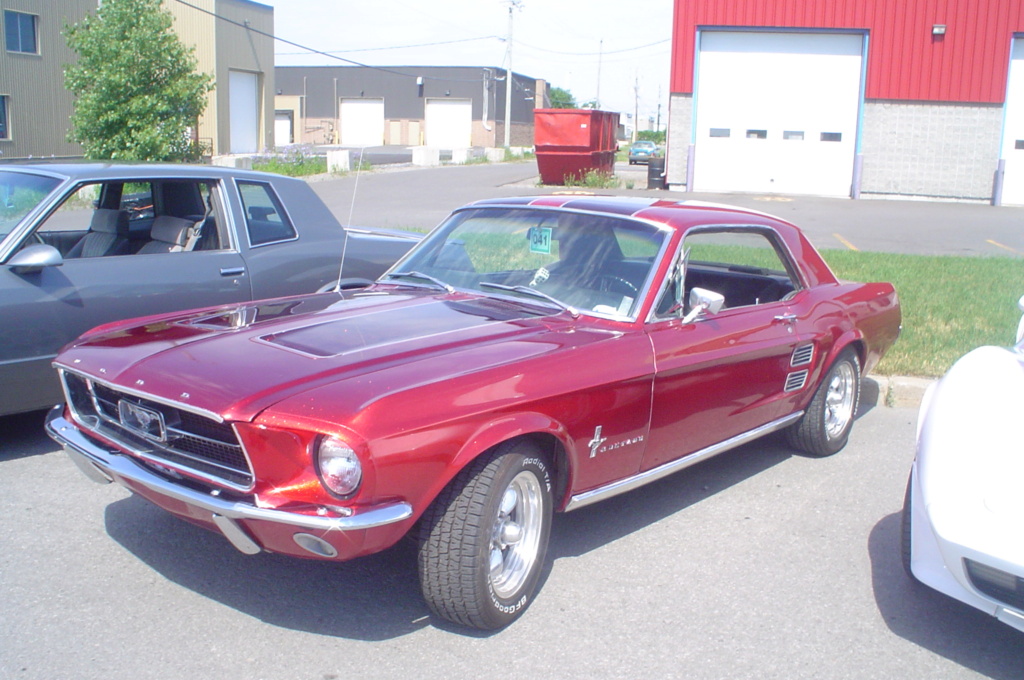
[0,171,61,243]
[386,207,669,319]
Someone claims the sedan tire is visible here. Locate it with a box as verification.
[788,348,861,457]
[417,440,553,630]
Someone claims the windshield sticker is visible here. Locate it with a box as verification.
[528,226,552,254]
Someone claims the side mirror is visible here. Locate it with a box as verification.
[7,244,63,273]
[1016,294,1024,345]
[680,287,725,324]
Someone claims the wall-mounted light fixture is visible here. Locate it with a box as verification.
[932,24,946,35]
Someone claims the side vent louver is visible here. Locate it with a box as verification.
[791,344,814,367]
[785,370,809,392]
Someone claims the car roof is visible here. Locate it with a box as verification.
[0,161,292,184]
[464,195,794,233]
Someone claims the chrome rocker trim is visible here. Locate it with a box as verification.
[46,408,413,555]
[565,412,804,512]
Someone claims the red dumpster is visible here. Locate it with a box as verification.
[534,109,620,185]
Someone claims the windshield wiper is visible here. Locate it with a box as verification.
[479,282,579,318]
[384,270,455,293]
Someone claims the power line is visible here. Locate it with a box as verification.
[275,35,498,56]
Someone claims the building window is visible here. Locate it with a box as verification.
[746,129,767,139]
[709,128,730,138]
[0,96,9,140]
[5,11,37,54]
[783,131,805,141]
[820,132,843,142]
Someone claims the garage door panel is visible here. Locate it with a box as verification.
[1001,39,1024,206]
[340,99,384,148]
[694,31,863,196]
[229,71,259,154]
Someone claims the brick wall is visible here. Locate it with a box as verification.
[859,101,1002,200]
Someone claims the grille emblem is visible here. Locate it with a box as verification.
[118,400,167,442]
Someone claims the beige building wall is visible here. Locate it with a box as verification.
[166,0,274,155]
[0,0,93,159]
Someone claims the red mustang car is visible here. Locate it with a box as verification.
[47,196,900,630]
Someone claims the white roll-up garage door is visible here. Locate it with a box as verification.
[340,98,384,147]
[693,31,864,196]
[1001,39,1024,206]
[425,99,472,149]
[229,70,259,154]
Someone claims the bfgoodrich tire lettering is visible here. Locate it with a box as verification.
[788,348,860,457]
[416,440,552,630]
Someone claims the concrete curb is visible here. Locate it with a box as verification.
[870,375,935,409]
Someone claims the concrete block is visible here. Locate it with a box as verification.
[327,148,351,173]
[485,147,506,162]
[450,148,470,164]
[211,155,252,170]
[412,146,440,167]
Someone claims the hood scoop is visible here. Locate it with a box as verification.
[259,298,539,359]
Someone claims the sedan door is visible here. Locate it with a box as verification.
[0,179,252,415]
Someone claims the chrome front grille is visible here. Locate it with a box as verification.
[60,370,253,490]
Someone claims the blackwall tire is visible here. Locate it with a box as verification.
[416,440,553,630]
[787,348,860,457]
[900,474,920,582]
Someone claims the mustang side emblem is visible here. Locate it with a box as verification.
[588,426,645,458]
[588,426,607,458]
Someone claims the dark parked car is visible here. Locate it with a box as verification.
[628,140,660,164]
[0,162,418,416]
[49,195,900,630]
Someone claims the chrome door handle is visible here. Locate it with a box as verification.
[773,313,797,324]
[220,267,245,277]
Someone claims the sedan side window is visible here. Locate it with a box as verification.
[655,229,800,317]
[238,181,297,246]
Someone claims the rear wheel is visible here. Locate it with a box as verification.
[417,440,552,630]
[788,348,860,456]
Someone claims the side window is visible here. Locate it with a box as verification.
[655,229,800,317]
[238,181,296,246]
[0,96,10,140]
[5,11,37,54]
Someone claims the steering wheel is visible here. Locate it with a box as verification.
[596,274,638,297]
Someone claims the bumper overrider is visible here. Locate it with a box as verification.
[46,406,413,560]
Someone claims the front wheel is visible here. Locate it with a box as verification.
[417,440,553,630]
[787,348,861,456]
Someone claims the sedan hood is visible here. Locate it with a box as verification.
[57,289,564,421]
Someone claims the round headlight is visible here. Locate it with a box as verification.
[317,436,362,497]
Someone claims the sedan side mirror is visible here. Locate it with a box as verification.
[7,244,63,273]
[680,287,725,324]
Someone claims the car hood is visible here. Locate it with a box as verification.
[57,288,571,422]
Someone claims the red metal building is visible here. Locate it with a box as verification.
[667,0,1024,204]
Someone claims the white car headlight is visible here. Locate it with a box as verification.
[317,436,362,497]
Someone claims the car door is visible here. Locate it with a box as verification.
[640,227,812,471]
[0,177,252,415]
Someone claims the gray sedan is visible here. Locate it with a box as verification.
[0,162,418,416]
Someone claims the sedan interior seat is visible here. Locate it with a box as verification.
[65,209,131,258]
[136,215,195,254]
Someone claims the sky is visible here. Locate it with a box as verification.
[260,0,674,128]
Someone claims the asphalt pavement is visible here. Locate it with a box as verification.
[2,390,1022,679]
[309,159,1024,258]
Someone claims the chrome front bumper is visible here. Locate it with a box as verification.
[46,406,413,556]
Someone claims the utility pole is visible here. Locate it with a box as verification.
[632,75,639,142]
[595,39,602,109]
[503,1,523,148]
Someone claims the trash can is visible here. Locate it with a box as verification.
[647,157,666,190]
[534,109,620,185]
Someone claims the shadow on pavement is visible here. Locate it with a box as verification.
[0,409,55,461]
[869,513,1024,678]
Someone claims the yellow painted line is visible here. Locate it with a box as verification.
[833,233,859,251]
[986,239,1020,254]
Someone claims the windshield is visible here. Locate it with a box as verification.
[386,206,669,319]
[0,171,61,242]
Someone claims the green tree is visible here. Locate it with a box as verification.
[64,0,213,161]
[548,86,577,109]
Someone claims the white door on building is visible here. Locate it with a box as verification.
[274,111,293,146]
[1001,39,1024,206]
[425,99,473,149]
[693,31,863,196]
[340,98,385,147]
[229,70,260,154]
